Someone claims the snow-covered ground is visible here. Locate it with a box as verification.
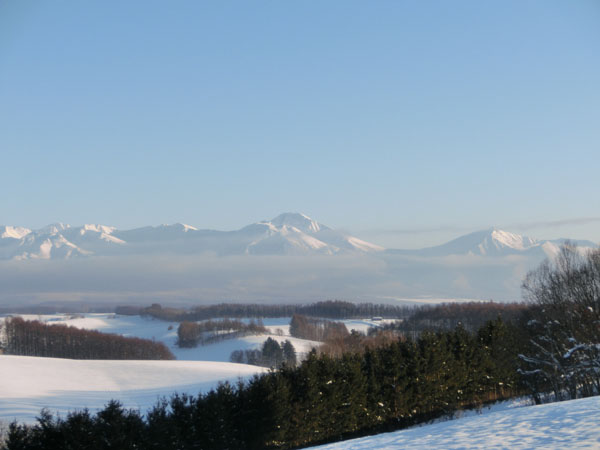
[1,313,388,361]
[0,355,267,424]
[1,314,322,361]
[340,318,397,334]
[310,395,600,450]
[0,313,388,425]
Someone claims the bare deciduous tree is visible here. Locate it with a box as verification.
[519,243,600,401]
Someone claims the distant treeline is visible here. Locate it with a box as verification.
[116,300,413,322]
[2,317,174,360]
[177,319,267,348]
[3,318,526,449]
[379,301,529,338]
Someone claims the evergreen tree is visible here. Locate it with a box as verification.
[282,340,297,366]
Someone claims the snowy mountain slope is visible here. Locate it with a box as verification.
[0,215,596,261]
[0,226,31,240]
[0,213,383,259]
[1,223,124,260]
[386,227,596,259]
[310,396,600,450]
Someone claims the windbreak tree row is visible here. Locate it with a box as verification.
[2,317,174,360]
[176,319,267,348]
[289,314,349,342]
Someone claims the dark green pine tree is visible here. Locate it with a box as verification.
[282,340,297,366]
[477,318,523,401]
[286,350,324,447]
[92,400,146,449]
[330,353,369,439]
[262,337,284,368]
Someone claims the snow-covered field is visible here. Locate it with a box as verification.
[0,355,267,424]
[310,395,600,450]
[2,313,386,361]
[0,313,388,424]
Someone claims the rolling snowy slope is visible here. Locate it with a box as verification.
[0,313,323,424]
[310,396,600,450]
[5,314,322,362]
[0,355,267,424]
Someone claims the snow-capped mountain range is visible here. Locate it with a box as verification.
[0,213,596,261]
[0,213,383,260]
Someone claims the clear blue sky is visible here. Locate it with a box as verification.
[1,0,599,248]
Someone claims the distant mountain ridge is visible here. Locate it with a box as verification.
[386,227,597,259]
[0,215,596,261]
[0,213,383,260]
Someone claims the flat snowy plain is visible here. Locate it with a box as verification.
[309,395,600,450]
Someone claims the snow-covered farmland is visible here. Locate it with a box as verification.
[3,313,386,362]
[1,313,322,361]
[310,395,600,450]
[0,355,267,424]
[0,313,388,424]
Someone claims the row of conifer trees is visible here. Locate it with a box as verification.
[4,318,526,449]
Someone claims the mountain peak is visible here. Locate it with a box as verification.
[40,223,71,235]
[489,228,537,250]
[267,212,326,233]
[172,223,198,232]
[81,224,116,234]
[0,225,32,240]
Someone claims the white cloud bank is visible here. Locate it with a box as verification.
[0,252,540,308]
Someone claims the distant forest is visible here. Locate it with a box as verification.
[1,317,174,360]
[378,301,529,338]
[117,300,413,321]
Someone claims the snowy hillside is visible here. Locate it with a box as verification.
[0,313,388,424]
[4,314,322,362]
[0,355,267,424]
[310,396,600,450]
[0,313,308,424]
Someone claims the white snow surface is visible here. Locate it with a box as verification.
[6,314,321,362]
[0,355,267,424]
[310,395,600,450]
[2,215,596,261]
[0,226,31,239]
[0,213,386,259]
[489,229,538,251]
[346,236,385,252]
[0,314,324,424]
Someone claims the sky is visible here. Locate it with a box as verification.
[1,0,599,249]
